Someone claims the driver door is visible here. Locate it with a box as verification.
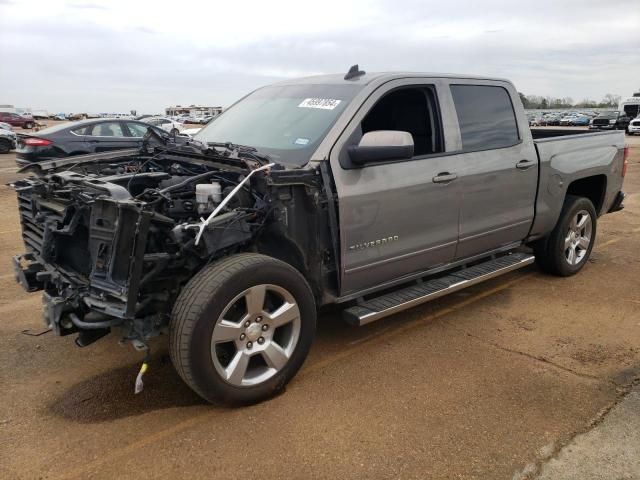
[329,79,462,295]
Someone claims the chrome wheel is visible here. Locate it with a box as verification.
[210,284,301,387]
[564,210,592,266]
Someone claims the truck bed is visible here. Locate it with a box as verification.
[529,128,625,240]
[531,128,598,139]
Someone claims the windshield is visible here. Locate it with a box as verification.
[194,84,361,166]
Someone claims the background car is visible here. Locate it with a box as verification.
[589,110,631,131]
[529,115,547,126]
[141,116,186,135]
[0,121,13,131]
[180,127,202,137]
[571,115,591,126]
[15,118,166,165]
[559,114,577,126]
[0,112,35,129]
[0,127,17,153]
[628,116,640,135]
[544,115,561,126]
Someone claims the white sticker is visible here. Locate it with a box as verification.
[298,98,342,110]
[294,137,310,145]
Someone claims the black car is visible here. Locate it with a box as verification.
[589,110,630,131]
[15,119,166,165]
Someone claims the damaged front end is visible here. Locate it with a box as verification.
[11,145,273,349]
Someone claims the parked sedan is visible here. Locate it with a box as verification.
[0,112,35,129]
[571,115,591,126]
[544,115,561,126]
[15,119,166,165]
[141,117,186,135]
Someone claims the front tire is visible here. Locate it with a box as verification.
[534,195,597,276]
[170,254,316,405]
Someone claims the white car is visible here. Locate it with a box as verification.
[180,127,202,138]
[628,116,640,135]
[141,117,185,135]
[0,121,12,131]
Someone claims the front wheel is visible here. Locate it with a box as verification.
[170,254,316,405]
[534,195,597,276]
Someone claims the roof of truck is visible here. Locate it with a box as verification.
[273,71,512,86]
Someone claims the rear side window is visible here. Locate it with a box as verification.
[88,122,126,137]
[450,85,519,151]
[71,126,90,135]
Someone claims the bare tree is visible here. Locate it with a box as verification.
[601,94,621,107]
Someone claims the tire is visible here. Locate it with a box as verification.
[24,122,34,129]
[170,253,316,405]
[0,138,11,154]
[534,195,597,276]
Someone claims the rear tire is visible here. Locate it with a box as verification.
[534,195,597,276]
[24,122,34,129]
[0,138,11,154]
[170,253,316,405]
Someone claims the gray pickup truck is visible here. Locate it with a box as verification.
[12,66,627,405]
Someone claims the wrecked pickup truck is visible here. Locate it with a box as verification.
[12,67,627,405]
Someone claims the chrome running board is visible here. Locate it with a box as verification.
[343,252,534,326]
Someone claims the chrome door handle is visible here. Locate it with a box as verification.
[516,160,536,170]
[432,172,458,184]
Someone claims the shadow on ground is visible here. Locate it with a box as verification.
[48,352,207,422]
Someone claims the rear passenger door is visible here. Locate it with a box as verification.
[329,79,462,295]
[85,121,138,152]
[446,81,537,259]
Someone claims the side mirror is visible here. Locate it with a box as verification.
[348,130,414,166]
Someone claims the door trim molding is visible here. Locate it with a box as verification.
[344,240,457,274]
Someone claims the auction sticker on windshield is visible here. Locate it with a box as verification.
[298,98,342,110]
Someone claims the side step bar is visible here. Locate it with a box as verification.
[343,252,535,326]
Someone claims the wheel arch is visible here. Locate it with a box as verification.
[565,174,607,215]
[255,232,323,301]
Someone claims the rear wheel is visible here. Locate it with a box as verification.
[0,138,12,154]
[170,253,316,405]
[24,122,34,129]
[534,195,597,276]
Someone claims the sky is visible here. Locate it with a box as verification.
[1,0,639,114]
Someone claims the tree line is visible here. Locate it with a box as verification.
[518,93,621,109]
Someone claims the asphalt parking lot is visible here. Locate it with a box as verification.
[1,129,639,479]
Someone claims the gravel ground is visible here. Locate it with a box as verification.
[0,127,639,479]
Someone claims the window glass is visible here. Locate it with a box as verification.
[71,126,90,135]
[195,84,361,166]
[126,122,151,137]
[360,87,442,156]
[89,122,125,137]
[450,85,519,151]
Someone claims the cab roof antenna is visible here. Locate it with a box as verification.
[344,64,366,80]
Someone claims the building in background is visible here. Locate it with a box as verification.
[165,105,223,118]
